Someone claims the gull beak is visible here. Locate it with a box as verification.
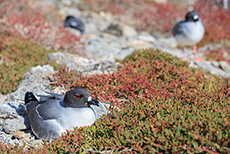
[87,98,99,106]
[193,15,199,21]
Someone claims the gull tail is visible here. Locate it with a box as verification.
[25,92,38,104]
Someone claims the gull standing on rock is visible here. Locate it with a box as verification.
[173,10,205,61]
[24,88,101,140]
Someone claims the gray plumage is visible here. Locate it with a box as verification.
[172,11,205,61]
[173,11,204,46]
[25,88,99,140]
[64,15,85,35]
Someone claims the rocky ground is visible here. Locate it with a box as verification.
[0,0,230,148]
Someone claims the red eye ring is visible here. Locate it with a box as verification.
[74,94,81,99]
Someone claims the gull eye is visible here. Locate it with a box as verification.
[74,94,81,99]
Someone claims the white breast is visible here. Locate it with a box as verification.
[58,107,96,132]
[175,21,204,46]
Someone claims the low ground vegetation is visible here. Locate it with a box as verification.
[0,0,229,153]
[0,33,58,94]
[1,49,229,153]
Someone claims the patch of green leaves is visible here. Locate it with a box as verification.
[1,49,229,153]
[0,35,59,94]
[45,49,230,153]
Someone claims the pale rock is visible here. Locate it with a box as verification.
[28,65,54,75]
[158,37,178,48]
[154,0,167,3]
[103,23,123,36]
[103,22,137,38]
[59,8,81,17]
[47,52,95,68]
[219,61,230,73]
[190,61,230,77]
[0,93,6,104]
[125,40,153,49]
[13,131,30,140]
[9,65,54,101]
[51,86,67,94]
[211,61,220,68]
[122,24,137,38]
[137,32,156,43]
[84,23,98,34]
[99,11,114,21]
[62,0,71,6]
[3,117,28,133]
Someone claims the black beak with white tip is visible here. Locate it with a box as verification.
[87,98,100,107]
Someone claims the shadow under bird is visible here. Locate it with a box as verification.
[25,88,100,140]
[173,10,205,61]
[64,15,85,35]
